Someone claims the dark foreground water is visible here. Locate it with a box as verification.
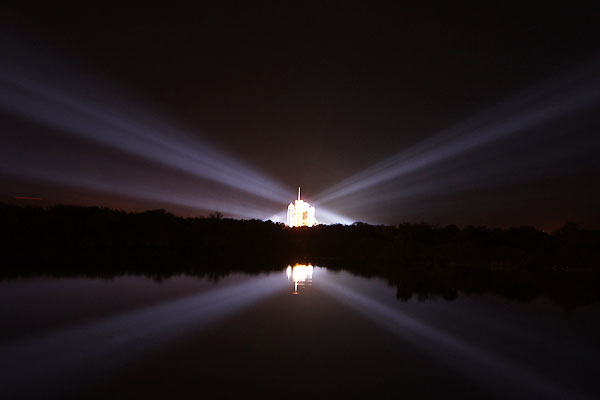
[1,266,599,399]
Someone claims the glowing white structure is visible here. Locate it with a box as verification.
[286,187,318,227]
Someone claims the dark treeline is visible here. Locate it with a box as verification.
[2,204,600,308]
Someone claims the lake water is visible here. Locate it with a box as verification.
[1,265,599,399]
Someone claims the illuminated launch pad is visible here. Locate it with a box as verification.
[286,187,318,227]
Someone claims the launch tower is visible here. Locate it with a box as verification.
[286,187,318,227]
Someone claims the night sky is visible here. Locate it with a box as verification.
[1,3,600,229]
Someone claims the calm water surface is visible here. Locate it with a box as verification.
[1,266,599,399]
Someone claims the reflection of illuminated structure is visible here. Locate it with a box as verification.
[286,264,314,294]
[286,187,318,227]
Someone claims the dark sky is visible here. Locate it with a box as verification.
[2,3,600,229]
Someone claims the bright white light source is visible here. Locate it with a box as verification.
[286,187,318,227]
[287,264,314,294]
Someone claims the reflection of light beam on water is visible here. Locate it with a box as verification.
[317,277,589,400]
[0,274,286,398]
[286,264,313,294]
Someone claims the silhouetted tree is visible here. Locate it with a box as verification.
[2,203,600,308]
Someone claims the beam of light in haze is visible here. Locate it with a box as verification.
[0,274,286,398]
[315,56,600,211]
[0,161,283,219]
[324,137,593,214]
[0,36,351,223]
[0,39,288,203]
[318,276,589,400]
